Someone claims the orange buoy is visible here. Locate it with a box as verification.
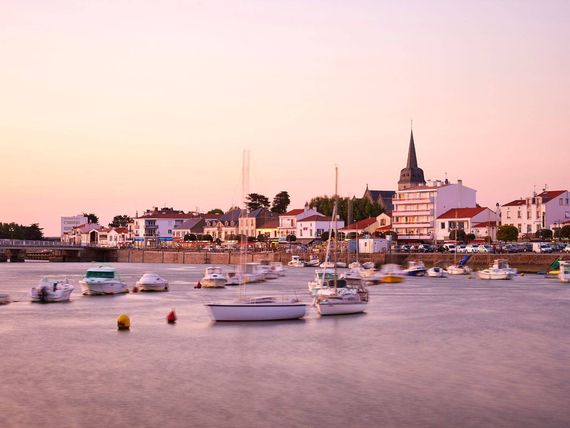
[117,314,130,330]
[167,309,177,324]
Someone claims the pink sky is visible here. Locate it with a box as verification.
[1,0,569,235]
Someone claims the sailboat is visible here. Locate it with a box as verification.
[204,151,307,322]
[314,167,368,316]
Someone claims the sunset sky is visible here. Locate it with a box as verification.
[1,0,569,235]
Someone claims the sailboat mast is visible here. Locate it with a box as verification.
[240,150,250,300]
[333,166,338,292]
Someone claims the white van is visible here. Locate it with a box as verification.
[443,243,456,252]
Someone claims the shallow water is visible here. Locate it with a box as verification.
[1,263,570,428]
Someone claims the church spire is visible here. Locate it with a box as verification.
[398,125,426,191]
[406,128,418,169]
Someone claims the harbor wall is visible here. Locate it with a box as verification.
[114,249,570,273]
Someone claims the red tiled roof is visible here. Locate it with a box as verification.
[298,215,332,222]
[437,207,486,219]
[341,217,377,230]
[375,225,392,232]
[113,227,129,233]
[502,200,526,207]
[538,190,566,202]
[283,209,305,216]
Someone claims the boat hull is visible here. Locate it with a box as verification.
[478,271,513,280]
[381,275,404,283]
[136,282,169,291]
[206,303,307,321]
[80,280,129,295]
[201,278,227,288]
[317,301,367,315]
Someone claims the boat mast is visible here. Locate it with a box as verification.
[333,166,338,293]
[240,150,250,300]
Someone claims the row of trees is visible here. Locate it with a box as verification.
[0,222,44,240]
[308,196,385,224]
[245,191,291,213]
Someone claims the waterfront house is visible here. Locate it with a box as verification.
[256,218,280,241]
[501,189,570,236]
[435,207,498,241]
[238,208,276,238]
[172,218,206,242]
[296,215,345,243]
[203,208,243,241]
[278,206,323,238]
[132,207,199,247]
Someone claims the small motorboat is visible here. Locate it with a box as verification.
[201,267,227,288]
[259,262,278,279]
[379,264,405,283]
[348,261,362,269]
[225,270,245,286]
[427,266,448,278]
[403,260,427,276]
[136,273,169,291]
[559,261,570,283]
[320,261,335,268]
[447,264,472,275]
[80,266,129,295]
[478,268,514,280]
[31,277,74,302]
[304,257,320,267]
[288,255,305,268]
[491,259,517,276]
[314,279,368,316]
[308,267,337,295]
[362,261,375,270]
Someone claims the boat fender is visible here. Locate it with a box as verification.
[132,286,139,293]
[195,282,202,289]
[167,309,177,324]
[117,314,130,331]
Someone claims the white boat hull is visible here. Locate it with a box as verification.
[317,301,367,315]
[31,288,73,302]
[80,280,129,295]
[447,266,471,275]
[478,270,513,280]
[137,281,169,291]
[206,303,307,321]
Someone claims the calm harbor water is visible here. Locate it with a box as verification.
[1,262,570,428]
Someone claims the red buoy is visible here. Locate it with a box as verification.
[194,281,202,289]
[167,309,177,324]
[132,286,139,293]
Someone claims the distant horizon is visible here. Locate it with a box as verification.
[1,1,569,235]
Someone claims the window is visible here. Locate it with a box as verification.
[527,224,531,232]
[441,222,445,229]
[517,211,521,218]
[517,224,522,232]
[560,198,563,206]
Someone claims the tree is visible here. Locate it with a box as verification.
[0,222,44,240]
[109,215,132,228]
[466,233,476,242]
[271,191,291,214]
[308,196,384,224]
[257,233,268,242]
[559,225,570,239]
[320,231,336,241]
[207,208,224,215]
[203,234,214,242]
[83,213,99,224]
[535,229,553,240]
[497,225,519,242]
[245,193,270,211]
[286,234,297,242]
[184,233,197,242]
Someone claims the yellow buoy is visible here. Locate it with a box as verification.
[520,273,525,277]
[117,314,130,330]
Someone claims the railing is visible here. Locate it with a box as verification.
[0,239,82,248]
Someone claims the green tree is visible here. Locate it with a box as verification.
[286,234,297,242]
[535,229,553,240]
[109,215,132,228]
[559,225,570,239]
[246,193,270,211]
[466,233,476,242]
[184,233,197,242]
[497,225,519,242]
[203,234,214,242]
[271,191,291,214]
[308,196,384,224]
[207,209,224,215]
[0,222,44,240]
[257,233,268,242]
[83,213,99,224]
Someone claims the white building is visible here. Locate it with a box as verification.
[278,207,323,238]
[501,190,570,236]
[60,214,88,237]
[392,180,477,241]
[358,238,389,253]
[435,207,498,241]
[132,208,198,247]
[296,215,345,242]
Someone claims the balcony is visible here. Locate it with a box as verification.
[392,197,434,204]
[398,234,433,240]
[393,209,434,216]
[392,222,432,228]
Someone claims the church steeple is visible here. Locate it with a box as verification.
[398,126,426,191]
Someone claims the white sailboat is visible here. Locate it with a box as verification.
[314,167,368,316]
[205,151,307,322]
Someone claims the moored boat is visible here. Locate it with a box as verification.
[287,255,305,268]
[201,267,227,288]
[31,277,74,302]
[427,266,448,278]
[478,268,513,280]
[206,296,307,321]
[379,264,405,283]
[80,266,129,295]
[403,260,427,276]
[135,273,169,291]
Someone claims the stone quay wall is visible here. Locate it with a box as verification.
[114,249,569,273]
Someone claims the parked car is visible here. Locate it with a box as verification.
[417,244,434,253]
[465,244,476,253]
[400,244,412,252]
[442,243,456,252]
[563,245,570,253]
[477,244,494,253]
[533,243,553,253]
[456,244,467,253]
